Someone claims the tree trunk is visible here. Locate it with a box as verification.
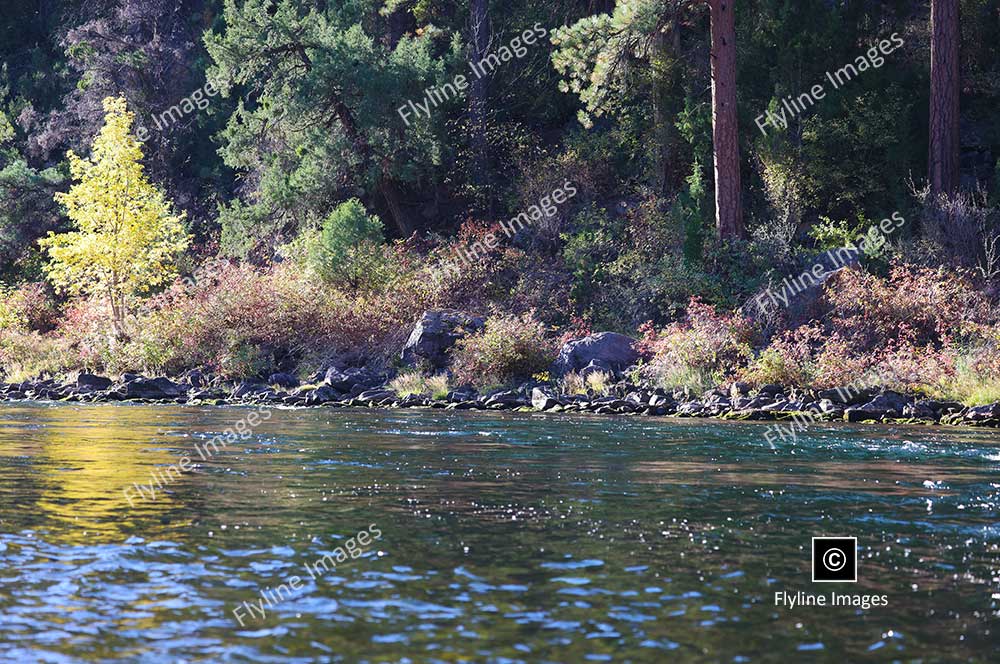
[469,0,492,191]
[379,177,415,237]
[651,24,671,194]
[929,0,960,199]
[708,0,744,239]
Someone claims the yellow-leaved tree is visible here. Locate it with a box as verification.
[40,96,189,338]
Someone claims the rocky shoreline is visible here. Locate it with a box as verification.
[4,313,998,429]
[3,370,998,429]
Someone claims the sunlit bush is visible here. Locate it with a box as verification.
[451,311,555,389]
[643,299,754,392]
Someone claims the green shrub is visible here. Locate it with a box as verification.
[307,199,390,290]
[451,312,555,389]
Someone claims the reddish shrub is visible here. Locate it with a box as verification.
[824,261,991,352]
[451,311,556,389]
[643,299,755,391]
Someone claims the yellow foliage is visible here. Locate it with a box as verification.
[39,96,189,334]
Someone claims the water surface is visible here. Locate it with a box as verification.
[0,403,997,661]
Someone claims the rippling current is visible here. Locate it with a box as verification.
[0,403,997,662]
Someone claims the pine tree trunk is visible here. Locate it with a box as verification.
[929,0,960,199]
[708,0,744,239]
[378,177,415,237]
[469,0,491,191]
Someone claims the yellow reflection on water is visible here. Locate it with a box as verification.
[25,405,182,543]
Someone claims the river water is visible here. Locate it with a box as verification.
[0,402,997,662]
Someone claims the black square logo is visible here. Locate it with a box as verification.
[812,537,857,582]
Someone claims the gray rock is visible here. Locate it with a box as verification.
[531,387,558,411]
[552,332,640,377]
[649,394,670,407]
[357,389,395,404]
[965,403,1000,422]
[730,382,752,398]
[904,400,942,419]
[861,391,912,416]
[483,390,524,408]
[580,359,613,378]
[268,372,300,388]
[818,386,877,406]
[77,373,112,391]
[324,367,383,392]
[305,385,338,405]
[759,384,784,397]
[232,381,268,398]
[117,377,185,400]
[401,310,485,369]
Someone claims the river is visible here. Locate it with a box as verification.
[0,403,997,661]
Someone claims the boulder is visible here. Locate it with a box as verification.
[232,381,269,398]
[305,385,338,405]
[118,377,185,400]
[817,386,877,406]
[268,372,300,388]
[531,387,558,411]
[965,403,1000,423]
[401,310,485,369]
[77,373,112,391]
[552,332,641,377]
[580,359,613,378]
[324,367,384,393]
[846,391,912,421]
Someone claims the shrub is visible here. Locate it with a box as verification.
[741,324,824,387]
[585,370,611,395]
[0,329,74,381]
[559,371,587,395]
[0,282,58,333]
[389,372,450,399]
[307,199,391,290]
[643,299,754,392]
[451,311,555,389]
[824,261,990,353]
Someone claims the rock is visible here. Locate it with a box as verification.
[965,403,1000,423]
[580,359,612,378]
[844,391,911,422]
[324,367,383,393]
[862,391,912,415]
[447,388,478,402]
[552,332,641,377]
[401,310,485,369]
[357,389,395,404]
[117,377,185,400]
[904,400,943,420]
[190,389,224,401]
[232,381,268,398]
[268,372,300,388]
[531,387,558,411]
[183,369,207,388]
[730,382,752,398]
[552,332,640,376]
[817,386,877,406]
[77,373,112,391]
[483,390,524,408]
[675,401,703,417]
[758,384,784,397]
[305,385,338,405]
[649,394,671,408]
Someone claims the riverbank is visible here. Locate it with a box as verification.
[4,371,998,429]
